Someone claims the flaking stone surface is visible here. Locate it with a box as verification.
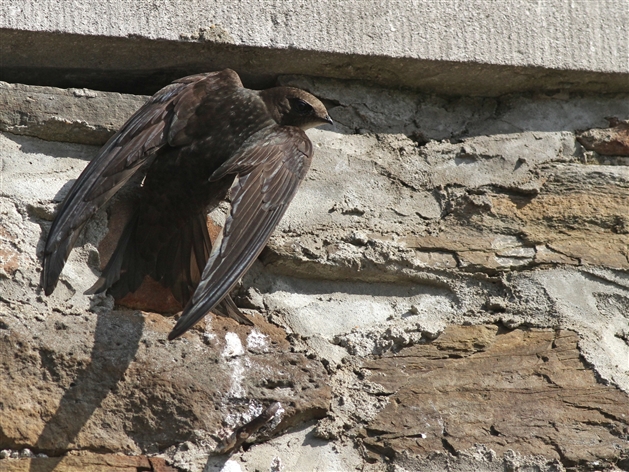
[1,79,629,471]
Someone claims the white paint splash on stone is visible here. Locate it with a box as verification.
[219,459,243,472]
[246,329,269,352]
[203,317,217,345]
[222,332,245,358]
[227,358,245,399]
[222,332,246,398]
[223,400,263,430]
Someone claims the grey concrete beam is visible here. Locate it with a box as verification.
[1,0,628,95]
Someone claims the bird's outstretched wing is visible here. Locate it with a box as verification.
[168,126,313,339]
[42,70,243,295]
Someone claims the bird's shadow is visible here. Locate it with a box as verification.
[9,132,142,470]
[29,310,144,472]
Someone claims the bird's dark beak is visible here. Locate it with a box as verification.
[323,115,334,126]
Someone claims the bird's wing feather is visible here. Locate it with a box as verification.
[168,126,312,339]
[42,69,243,295]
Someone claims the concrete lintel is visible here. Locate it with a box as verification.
[1,0,628,95]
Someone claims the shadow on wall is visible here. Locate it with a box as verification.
[5,72,629,156]
[279,75,629,141]
[5,133,97,161]
[30,311,144,472]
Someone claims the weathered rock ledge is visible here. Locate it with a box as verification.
[1,78,628,471]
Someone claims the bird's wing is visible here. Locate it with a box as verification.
[42,69,243,295]
[168,126,313,339]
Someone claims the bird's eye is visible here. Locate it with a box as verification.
[291,98,313,115]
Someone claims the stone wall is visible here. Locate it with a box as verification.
[1,2,629,471]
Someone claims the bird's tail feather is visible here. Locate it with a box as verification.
[85,213,143,296]
[155,212,211,305]
[156,213,251,326]
[85,209,251,327]
[43,228,83,296]
[219,293,253,326]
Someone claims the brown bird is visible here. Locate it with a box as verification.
[42,69,332,340]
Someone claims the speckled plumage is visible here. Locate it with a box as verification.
[42,69,332,339]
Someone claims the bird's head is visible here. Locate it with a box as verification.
[260,87,333,130]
